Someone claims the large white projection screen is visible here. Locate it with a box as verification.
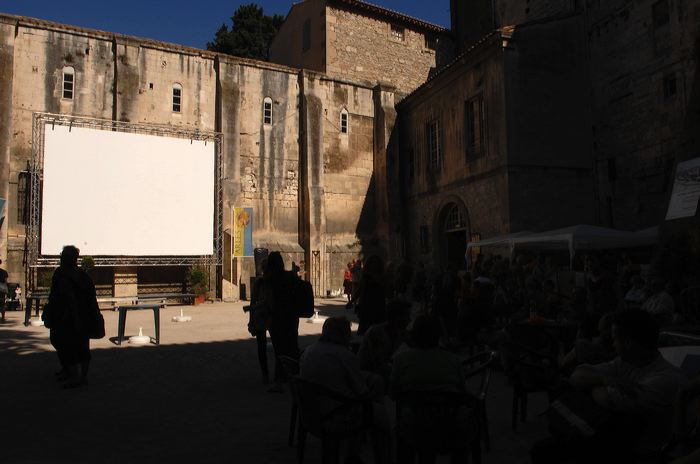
[41,125,215,256]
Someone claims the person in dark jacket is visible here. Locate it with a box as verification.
[258,251,299,392]
[45,246,99,388]
[349,255,387,335]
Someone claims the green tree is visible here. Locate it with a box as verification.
[207,4,284,61]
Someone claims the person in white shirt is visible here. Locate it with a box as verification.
[300,317,389,462]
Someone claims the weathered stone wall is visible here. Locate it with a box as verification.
[269,0,326,73]
[0,22,14,273]
[504,14,595,230]
[0,14,391,299]
[586,0,700,229]
[325,5,446,93]
[398,36,511,268]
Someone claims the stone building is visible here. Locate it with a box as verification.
[394,0,700,271]
[395,16,594,270]
[270,0,454,94]
[0,13,396,297]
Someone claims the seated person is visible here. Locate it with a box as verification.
[533,309,686,463]
[390,315,474,464]
[559,313,615,371]
[624,275,646,309]
[390,314,466,394]
[300,317,389,462]
[642,277,675,326]
[357,299,410,385]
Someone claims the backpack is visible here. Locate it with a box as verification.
[294,278,315,318]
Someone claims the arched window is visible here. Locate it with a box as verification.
[172,83,182,113]
[263,97,273,125]
[444,204,466,232]
[340,108,349,134]
[62,67,75,99]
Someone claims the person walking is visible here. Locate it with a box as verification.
[258,251,299,392]
[44,246,99,388]
[350,255,387,335]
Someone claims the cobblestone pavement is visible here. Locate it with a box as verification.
[0,298,548,463]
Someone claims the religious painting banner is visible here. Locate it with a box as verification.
[233,207,253,257]
[666,157,700,220]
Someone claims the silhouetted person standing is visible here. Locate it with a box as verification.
[0,259,8,322]
[259,251,299,392]
[46,246,99,388]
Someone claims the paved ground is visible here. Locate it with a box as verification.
[0,298,549,463]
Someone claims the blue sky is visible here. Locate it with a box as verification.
[1,1,451,49]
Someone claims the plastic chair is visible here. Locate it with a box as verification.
[462,350,497,457]
[394,390,478,464]
[279,355,300,447]
[290,376,373,464]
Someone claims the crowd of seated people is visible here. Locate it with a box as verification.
[291,252,697,463]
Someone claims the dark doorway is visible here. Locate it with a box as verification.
[446,230,467,271]
[438,202,469,271]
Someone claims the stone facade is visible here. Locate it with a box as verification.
[0,14,395,298]
[586,0,700,230]
[270,0,453,94]
[397,16,595,270]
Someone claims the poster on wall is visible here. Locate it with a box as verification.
[666,157,700,220]
[0,197,5,230]
[233,207,253,258]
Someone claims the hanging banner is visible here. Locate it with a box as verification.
[233,207,253,257]
[666,157,700,220]
[0,197,5,230]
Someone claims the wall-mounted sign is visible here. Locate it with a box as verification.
[666,157,700,220]
[233,207,253,257]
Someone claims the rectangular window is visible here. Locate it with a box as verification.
[62,72,74,99]
[17,171,30,225]
[263,100,273,125]
[652,0,670,28]
[663,73,677,99]
[391,25,405,42]
[465,95,486,158]
[303,19,311,52]
[426,120,440,172]
[340,111,348,134]
[425,35,437,50]
[172,87,181,113]
[419,226,429,253]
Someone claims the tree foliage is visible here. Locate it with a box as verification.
[206,4,284,61]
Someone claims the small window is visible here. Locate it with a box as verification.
[652,0,670,28]
[263,97,273,125]
[62,67,74,99]
[465,95,486,158]
[17,171,30,225]
[391,25,405,42]
[172,84,182,113]
[445,204,466,231]
[663,73,677,99]
[425,35,438,50]
[419,226,430,253]
[340,109,348,134]
[303,19,311,52]
[426,120,441,172]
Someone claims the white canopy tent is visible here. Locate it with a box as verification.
[466,224,659,269]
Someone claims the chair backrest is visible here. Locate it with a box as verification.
[292,376,369,439]
[462,350,497,400]
[394,390,477,453]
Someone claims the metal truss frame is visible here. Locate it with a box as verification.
[27,113,224,268]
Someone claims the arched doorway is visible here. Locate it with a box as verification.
[436,201,469,271]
